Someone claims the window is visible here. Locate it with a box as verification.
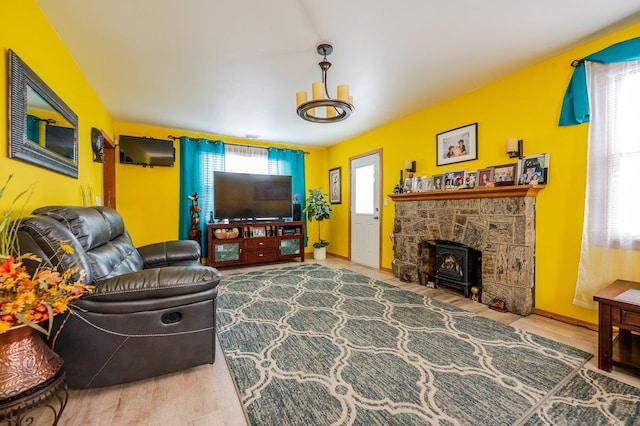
[224,145,268,174]
[589,60,640,247]
[354,164,374,214]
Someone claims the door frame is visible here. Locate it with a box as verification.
[101,130,116,208]
[348,148,383,268]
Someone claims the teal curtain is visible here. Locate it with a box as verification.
[559,36,640,126]
[179,137,225,254]
[268,148,307,246]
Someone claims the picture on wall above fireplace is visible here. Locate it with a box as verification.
[436,122,478,166]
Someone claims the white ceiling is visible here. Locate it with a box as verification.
[37,0,640,147]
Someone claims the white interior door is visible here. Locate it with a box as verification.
[350,152,381,268]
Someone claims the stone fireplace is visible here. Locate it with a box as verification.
[390,186,543,315]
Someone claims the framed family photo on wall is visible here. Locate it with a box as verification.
[436,122,478,166]
[329,167,342,204]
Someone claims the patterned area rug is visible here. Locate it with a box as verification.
[524,368,640,425]
[216,264,599,425]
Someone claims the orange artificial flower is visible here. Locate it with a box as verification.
[0,241,94,336]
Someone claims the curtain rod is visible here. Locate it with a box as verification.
[168,135,310,155]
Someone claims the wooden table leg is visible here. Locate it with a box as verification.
[598,303,613,371]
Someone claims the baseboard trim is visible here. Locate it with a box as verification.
[325,253,393,274]
[530,308,598,332]
[326,252,349,261]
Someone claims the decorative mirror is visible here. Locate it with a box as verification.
[8,49,78,178]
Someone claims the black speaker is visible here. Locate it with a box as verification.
[292,203,302,221]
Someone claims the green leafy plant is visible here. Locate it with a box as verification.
[0,175,32,256]
[303,188,332,249]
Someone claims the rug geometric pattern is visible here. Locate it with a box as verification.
[217,264,597,425]
[524,368,640,425]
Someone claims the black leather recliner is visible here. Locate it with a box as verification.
[17,206,221,388]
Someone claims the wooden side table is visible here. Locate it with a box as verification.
[593,279,640,373]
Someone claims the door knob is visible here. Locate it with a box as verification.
[373,216,379,220]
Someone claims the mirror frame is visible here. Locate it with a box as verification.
[8,49,78,178]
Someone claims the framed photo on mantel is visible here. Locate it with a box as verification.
[517,153,550,185]
[492,163,518,186]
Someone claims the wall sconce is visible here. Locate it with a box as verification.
[506,138,523,159]
[404,160,416,173]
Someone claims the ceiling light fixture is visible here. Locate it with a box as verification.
[296,43,354,123]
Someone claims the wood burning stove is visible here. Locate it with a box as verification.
[435,240,481,297]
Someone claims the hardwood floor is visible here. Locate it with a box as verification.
[33,257,640,425]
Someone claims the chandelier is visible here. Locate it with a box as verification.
[296,43,354,123]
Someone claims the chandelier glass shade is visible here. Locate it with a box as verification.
[296,43,354,123]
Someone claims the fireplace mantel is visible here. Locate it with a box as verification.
[388,185,544,202]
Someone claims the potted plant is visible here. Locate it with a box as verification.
[0,175,95,398]
[303,188,332,260]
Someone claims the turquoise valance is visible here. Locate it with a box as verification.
[558,36,640,126]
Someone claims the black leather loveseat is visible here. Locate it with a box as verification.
[17,206,221,388]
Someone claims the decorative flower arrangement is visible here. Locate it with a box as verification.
[0,175,94,336]
[292,193,300,204]
[0,249,94,336]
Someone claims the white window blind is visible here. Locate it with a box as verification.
[604,64,640,240]
[224,145,268,174]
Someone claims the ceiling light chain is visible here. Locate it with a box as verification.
[296,43,354,123]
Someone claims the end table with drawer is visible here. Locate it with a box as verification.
[593,279,640,374]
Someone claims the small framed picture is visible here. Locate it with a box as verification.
[432,174,445,190]
[329,167,341,204]
[444,170,466,190]
[414,176,427,192]
[404,177,413,193]
[252,226,266,237]
[436,122,478,166]
[464,171,478,188]
[477,168,494,187]
[423,178,434,191]
[517,153,549,185]
[492,163,518,186]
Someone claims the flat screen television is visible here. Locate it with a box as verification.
[45,125,75,159]
[119,135,175,167]
[214,171,292,221]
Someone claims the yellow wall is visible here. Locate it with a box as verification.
[327,21,640,325]
[5,0,638,325]
[113,121,326,248]
[0,0,113,212]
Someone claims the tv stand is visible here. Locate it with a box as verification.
[207,221,305,267]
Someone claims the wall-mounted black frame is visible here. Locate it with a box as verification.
[8,49,78,178]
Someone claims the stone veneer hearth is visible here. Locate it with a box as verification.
[389,186,543,315]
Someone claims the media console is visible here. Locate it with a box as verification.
[207,221,305,267]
